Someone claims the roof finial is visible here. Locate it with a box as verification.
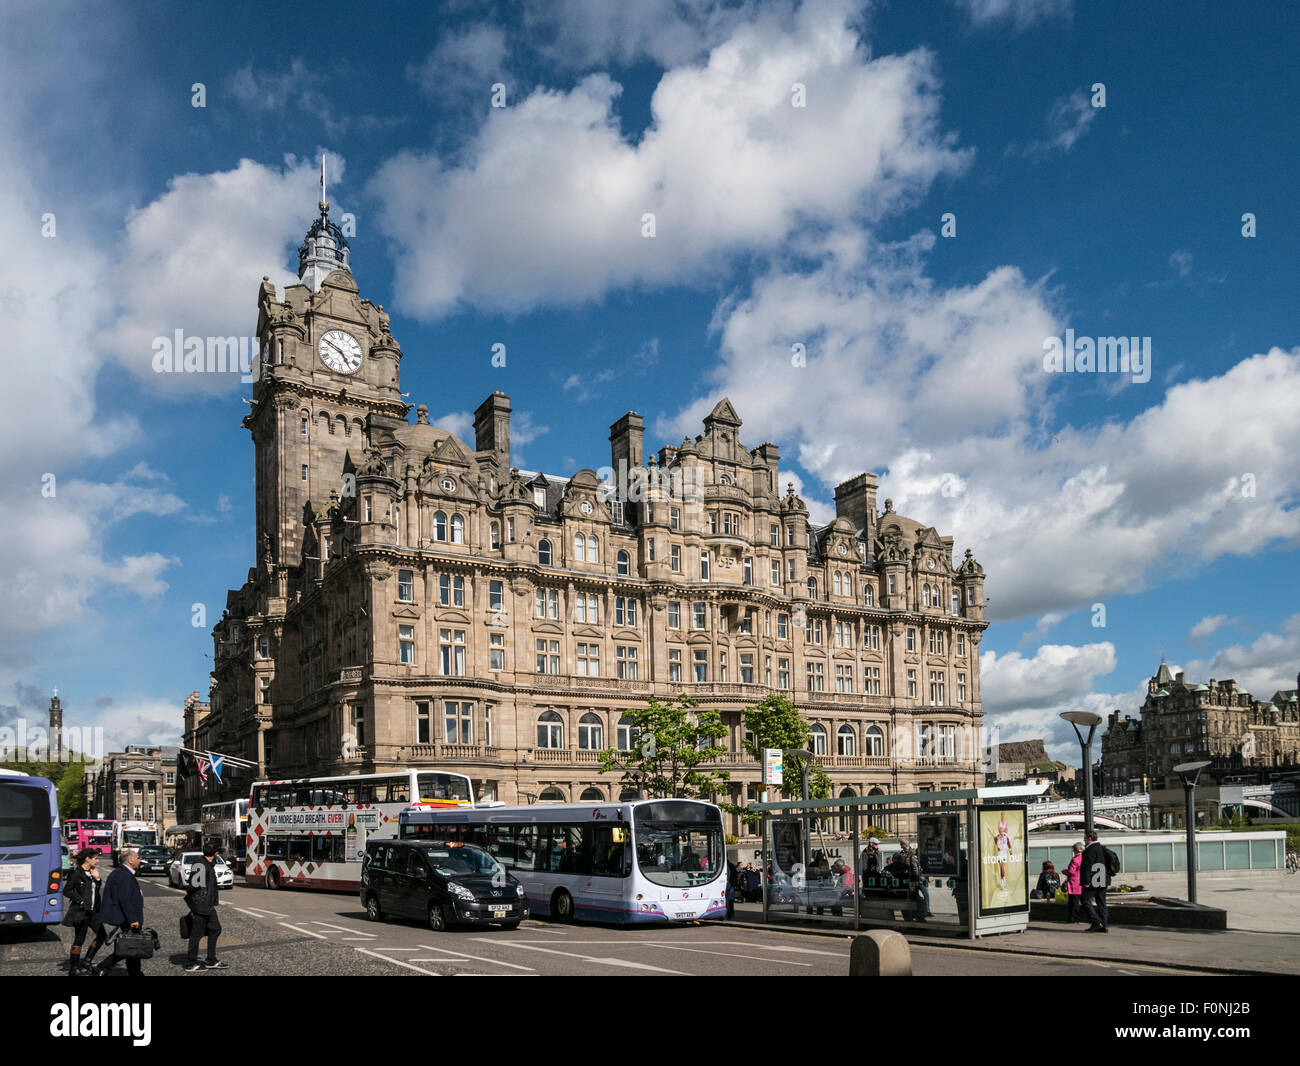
[319,151,329,216]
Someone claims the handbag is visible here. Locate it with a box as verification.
[61,902,87,927]
[113,928,156,959]
[180,913,193,940]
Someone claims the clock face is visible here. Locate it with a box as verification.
[926,558,936,570]
[580,500,593,515]
[837,543,847,556]
[318,329,362,374]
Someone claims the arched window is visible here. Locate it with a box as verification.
[616,716,635,752]
[833,572,842,595]
[865,725,885,757]
[838,787,857,833]
[922,583,931,607]
[580,787,604,802]
[433,511,448,541]
[843,573,852,597]
[619,787,640,801]
[810,723,827,756]
[538,538,552,565]
[573,532,585,560]
[617,550,630,576]
[577,712,603,750]
[586,536,599,563]
[952,589,960,615]
[719,474,732,485]
[807,577,818,600]
[537,711,563,749]
[864,585,874,606]
[450,513,465,544]
[490,521,501,550]
[837,724,856,756]
[539,786,565,802]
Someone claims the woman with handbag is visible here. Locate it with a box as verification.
[64,848,106,975]
[1063,842,1085,923]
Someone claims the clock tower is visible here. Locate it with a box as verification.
[246,161,408,571]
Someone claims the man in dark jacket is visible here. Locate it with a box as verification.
[184,843,226,971]
[1081,829,1111,932]
[96,848,144,976]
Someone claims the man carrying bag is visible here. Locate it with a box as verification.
[184,843,227,971]
[95,847,146,976]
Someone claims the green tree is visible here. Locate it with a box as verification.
[741,693,833,802]
[598,694,730,800]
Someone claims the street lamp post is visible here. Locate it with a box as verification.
[1174,760,1211,904]
[1060,711,1103,832]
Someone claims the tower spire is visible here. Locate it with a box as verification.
[319,151,328,215]
[297,150,351,292]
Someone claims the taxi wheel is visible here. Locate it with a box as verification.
[551,889,574,923]
[428,903,449,932]
[365,894,384,922]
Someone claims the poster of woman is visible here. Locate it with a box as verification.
[916,813,960,876]
[978,807,1027,915]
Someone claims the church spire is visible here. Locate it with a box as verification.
[297,151,351,292]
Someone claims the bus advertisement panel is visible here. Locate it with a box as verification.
[0,771,64,927]
[247,770,473,891]
[63,819,115,856]
[398,798,728,924]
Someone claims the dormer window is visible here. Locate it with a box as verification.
[533,487,546,508]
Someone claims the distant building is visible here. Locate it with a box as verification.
[1101,661,1300,825]
[89,746,167,833]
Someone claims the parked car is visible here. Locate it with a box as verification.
[136,845,174,876]
[360,839,528,931]
[168,851,234,889]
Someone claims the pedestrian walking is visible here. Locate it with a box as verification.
[1063,842,1084,923]
[95,847,145,976]
[1034,860,1061,899]
[899,840,931,917]
[64,848,106,975]
[1081,830,1112,932]
[184,842,227,971]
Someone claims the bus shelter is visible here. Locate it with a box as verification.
[751,785,1045,939]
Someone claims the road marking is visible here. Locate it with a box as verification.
[375,947,421,952]
[471,938,687,974]
[723,940,843,957]
[279,922,328,939]
[341,936,378,941]
[312,921,366,932]
[637,943,815,966]
[354,947,442,976]
[236,907,288,918]
[417,944,536,971]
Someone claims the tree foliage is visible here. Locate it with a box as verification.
[741,694,833,801]
[598,694,730,800]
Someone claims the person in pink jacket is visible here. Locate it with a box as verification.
[1063,842,1084,923]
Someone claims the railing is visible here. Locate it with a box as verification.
[529,748,604,764]
[403,743,503,761]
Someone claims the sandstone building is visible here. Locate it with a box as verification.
[187,192,991,835]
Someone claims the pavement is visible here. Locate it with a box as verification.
[0,876,1220,977]
[731,870,1300,975]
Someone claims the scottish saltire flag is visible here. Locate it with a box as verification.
[208,753,224,782]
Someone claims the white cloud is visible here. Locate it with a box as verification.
[1170,249,1194,278]
[1023,611,1066,642]
[522,0,763,69]
[105,156,340,391]
[433,410,475,445]
[1010,90,1097,156]
[1189,614,1234,641]
[409,26,508,97]
[369,4,971,318]
[951,0,1073,28]
[1181,614,1300,701]
[229,60,402,137]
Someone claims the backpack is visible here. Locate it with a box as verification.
[1103,846,1121,877]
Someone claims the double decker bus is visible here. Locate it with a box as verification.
[201,799,250,872]
[398,798,728,924]
[0,770,64,927]
[112,820,158,863]
[247,770,474,891]
[63,819,115,857]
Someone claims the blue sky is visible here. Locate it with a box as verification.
[1,0,1296,764]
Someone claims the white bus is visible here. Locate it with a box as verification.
[398,798,728,924]
[247,770,474,891]
[112,820,158,863]
[201,799,250,873]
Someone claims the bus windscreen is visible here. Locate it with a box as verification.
[0,783,51,847]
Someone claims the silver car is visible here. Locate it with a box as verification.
[168,852,234,890]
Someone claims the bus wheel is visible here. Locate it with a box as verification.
[364,894,384,922]
[551,889,574,923]
[267,866,281,889]
[428,903,449,933]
